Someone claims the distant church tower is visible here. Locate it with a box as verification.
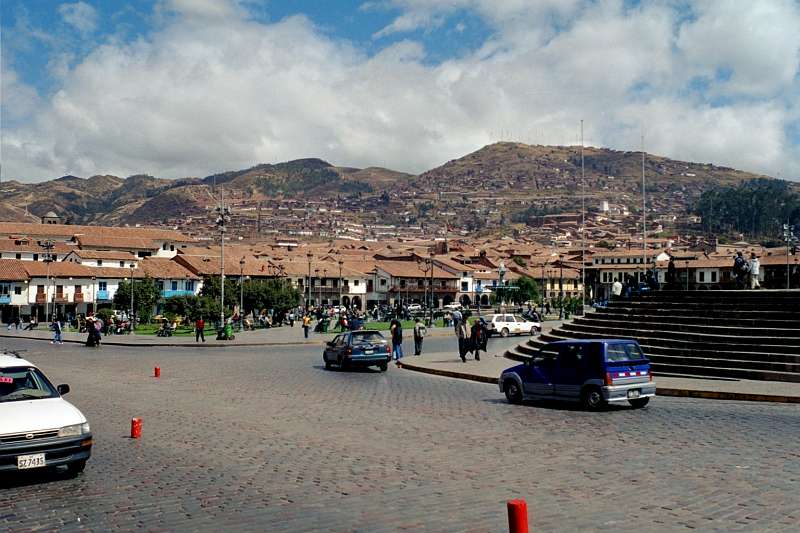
[41,211,63,225]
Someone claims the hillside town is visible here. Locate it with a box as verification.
[1,216,798,326]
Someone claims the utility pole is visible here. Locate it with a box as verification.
[306,253,313,310]
[129,263,135,333]
[239,257,245,332]
[580,120,586,314]
[215,188,231,329]
[338,260,343,309]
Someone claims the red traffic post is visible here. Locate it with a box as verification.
[507,499,529,533]
[130,417,142,439]
[154,366,161,378]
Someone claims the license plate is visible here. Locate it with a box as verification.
[17,453,46,470]
[627,389,641,399]
[364,350,374,355]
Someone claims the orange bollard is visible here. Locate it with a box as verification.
[507,499,529,533]
[154,366,161,378]
[130,417,142,439]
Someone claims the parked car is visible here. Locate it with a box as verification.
[323,330,392,371]
[406,303,423,312]
[443,302,462,311]
[486,313,540,337]
[499,339,655,409]
[0,350,93,475]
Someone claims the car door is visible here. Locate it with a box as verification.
[523,346,557,397]
[554,343,587,399]
[325,335,343,362]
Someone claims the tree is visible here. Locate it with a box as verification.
[243,279,300,315]
[513,276,540,305]
[162,295,219,321]
[114,277,159,322]
[200,276,239,311]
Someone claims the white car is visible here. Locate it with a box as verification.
[487,314,541,337]
[0,350,92,476]
[443,303,462,311]
[406,303,423,312]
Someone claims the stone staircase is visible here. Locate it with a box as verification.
[506,290,800,382]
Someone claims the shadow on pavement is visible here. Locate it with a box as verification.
[0,467,81,489]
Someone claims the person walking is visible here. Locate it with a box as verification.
[469,318,488,361]
[749,252,760,289]
[611,279,623,299]
[544,300,551,317]
[390,318,404,362]
[51,317,63,344]
[23,316,37,331]
[733,251,748,289]
[195,316,206,342]
[667,256,677,289]
[456,320,469,362]
[302,313,311,338]
[413,317,427,356]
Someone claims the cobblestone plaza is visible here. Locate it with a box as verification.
[1,337,798,532]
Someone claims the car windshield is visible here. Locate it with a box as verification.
[606,343,647,362]
[0,366,59,402]
[351,332,385,345]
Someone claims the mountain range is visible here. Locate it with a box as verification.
[0,143,777,226]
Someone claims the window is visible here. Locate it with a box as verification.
[321,279,327,287]
[440,280,447,288]
[162,243,168,250]
[37,285,45,294]
[15,254,21,260]
[99,282,107,291]
[56,285,63,296]
[119,261,124,267]
[171,281,178,291]
[380,279,387,287]
[14,286,22,295]
[170,245,175,251]
[33,254,38,261]
[354,280,359,286]
[461,281,469,291]
[0,284,9,295]
[698,271,705,282]
[156,281,164,291]
[711,271,717,282]
[97,259,103,266]
[606,343,646,362]
[185,281,195,291]
[399,279,406,288]
[74,285,82,294]
[559,344,588,369]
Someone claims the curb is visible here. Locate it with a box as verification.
[0,333,322,348]
[398,360,800,404]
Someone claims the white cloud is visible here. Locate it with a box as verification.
[58,2,98,34]
[2,0,799,183]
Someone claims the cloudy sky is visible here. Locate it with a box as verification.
[2,0,799,183]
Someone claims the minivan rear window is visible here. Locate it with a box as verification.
[606,343,646,362]
[351,332,385,345]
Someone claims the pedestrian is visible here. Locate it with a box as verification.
[51,317,63,344]
[456,319,469,362]
[733,251,748,289]
[94,316,103,346]
[452,308,463,332]
[611,279,623,299]
[749,252,760,289]
[413,317,427,356]
[23,316,37,331]
[667,256,677,289]
[390,318,404,362]
[545,300,551,316]
[469,318,488,361]
[195,316,206,342]
[289,310,295,327]
[302,313,311,338]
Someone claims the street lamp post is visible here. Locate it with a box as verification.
[215,190,231,329]
[239,257,245,332]
[685,260,690,291]
[42,240,54,323]
[540,260,548,317]
[498,261,507,311]
[306,253,313,311]
[558,256,564,319]
[419,258,430,322]
[338,260,343,310]
[429,253,435,323]
[129,263,135,332]
[784,224,797,289]
[314,268,320,309]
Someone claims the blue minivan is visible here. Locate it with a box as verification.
[499,339,656,409]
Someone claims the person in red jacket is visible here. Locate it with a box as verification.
[195,317,205,343]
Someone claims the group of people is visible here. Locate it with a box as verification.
[454,312,489,363]
[733,251,760,289]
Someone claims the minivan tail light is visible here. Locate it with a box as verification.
[345,347,352,356]
[648,368,653,382]
[386,344,391,354]
[604,372,613,386]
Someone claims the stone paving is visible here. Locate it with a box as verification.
[0,337,798,532]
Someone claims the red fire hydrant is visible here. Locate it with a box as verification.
[507,499,529,533]
[154,366,161,378]
[130,418,142,439]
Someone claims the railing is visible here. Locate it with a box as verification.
[96,290,110,301]
[0,295,11,305]
[35,293,47,304]
[74,293,84,303]
[162,289,195,298]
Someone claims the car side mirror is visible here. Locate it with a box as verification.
[326,341,334,347]
[523,358,531,367]
[57,384,70,395]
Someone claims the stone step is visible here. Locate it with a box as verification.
[560,322,800,348]
[567,318,800,338]
[649,362,800,383]
[543,327,800,355]
[590,311,800,328]
[646,353,800,374]
[607,301,800,312]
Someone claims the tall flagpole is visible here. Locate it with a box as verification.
[641,130,647,282]
[580,120,585,312]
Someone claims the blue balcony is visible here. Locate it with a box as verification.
[96,290,110,301]
[0,295,11,305]
[162,289,195,298]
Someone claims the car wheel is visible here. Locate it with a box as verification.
[324,359,332,370]
[500,328,509,337]
[628,397,650,409]
[379,362,388,372]
[504,380,523,404]
[581,386,606,411]
[529,326,537,336]
[66,460,87,477]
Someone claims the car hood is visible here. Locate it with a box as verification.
[0,398,86,436]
